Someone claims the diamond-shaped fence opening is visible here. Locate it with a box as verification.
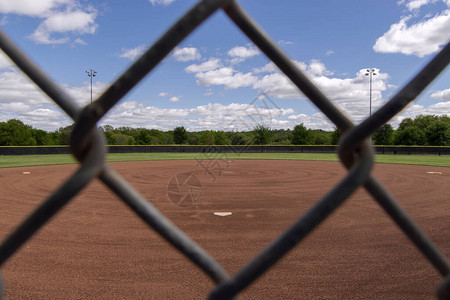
[0,0,449,299]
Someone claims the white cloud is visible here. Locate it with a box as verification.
[278,40,294,46]
[172,47,201,62]
[308,59,334,76]
[185,58,222,73]
[73,38,87,46]
[0,71,50,105]
[195,67,257,89]
[29,9,98,44]
[228,46,260,58]
[253,72,301,99]
[426,100,450,112]
[0,0,70,17]
[0,69,111,130]
[119,45,146,61]
[227,46,260,64]
[326,50,335,56]
[0,71,69,130]
[403,0,436,11]
[0,52,13,70]
[0,66,446,132]
[100,101,295,131]
[431,88,450,101]
[288,112,334,130]
[62,81,108,106]
[0,102,31,113]
[406,0,430,11]
[149,0,176,6]
[373,4,450,57]
[156,92,181,102]
[252,59,330,99]
[42,10,96,33]
[253,62,278,74]
[0,0,99,45]
[253,62,390,124]
[253,60,308,74]
[203,89,214,96]
[184,55,396,125]
[391,101,450,128]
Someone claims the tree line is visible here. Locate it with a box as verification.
[0,114,448,146]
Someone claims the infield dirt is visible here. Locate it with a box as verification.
[0,160,448,299]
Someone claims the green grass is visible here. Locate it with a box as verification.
[0,152,449,168]
[373,154,450,167]
[0,154,77,168]
[105,152,341,162]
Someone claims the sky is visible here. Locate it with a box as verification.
[0,0,449,132]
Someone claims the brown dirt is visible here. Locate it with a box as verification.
[0,160,448,299]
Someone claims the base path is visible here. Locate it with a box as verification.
[0,160,448,299]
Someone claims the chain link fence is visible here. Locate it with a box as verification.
[0,0,449,299]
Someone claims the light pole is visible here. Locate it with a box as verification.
[365,68,376,117]
[86,69,97,103]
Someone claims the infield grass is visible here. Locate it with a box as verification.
[0,152,449,168]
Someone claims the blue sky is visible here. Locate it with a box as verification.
[0,0,449,131]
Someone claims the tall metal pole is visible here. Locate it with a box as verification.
[86,69,97,103]
[365,68,376,117]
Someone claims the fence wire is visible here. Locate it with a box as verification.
[0,0,449,299]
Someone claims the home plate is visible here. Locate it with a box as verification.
[22,172,31,175]
[214,212,232,217]
[427,172,442,175]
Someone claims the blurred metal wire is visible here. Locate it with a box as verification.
[0,0,448,299]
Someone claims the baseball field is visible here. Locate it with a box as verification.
[0,153,449,299]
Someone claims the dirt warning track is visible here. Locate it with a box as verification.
[0,160,448,299]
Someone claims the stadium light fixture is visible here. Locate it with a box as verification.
[86,69,97,103]
[365,68,376,117]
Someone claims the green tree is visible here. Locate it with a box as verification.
[331,128,341,145]
[310,130,331,145]
[292,124,311,145]
[0,119,36,146]
[101,125,114,132]
[31,129,53,145]
[394,118,425,145]
[186,131,200,145]
[148,129,165,145]
[272,129,292,145]
[114,133,134,145]
[394,126,425,145]
[104,131,117,145]
[136,129,152,145]
[214,131,231,145]
[0,122,9,145]
[229,132,251,145]
[398,117,414,130]
[373,123,394,145]
[439,115,450,125]
[199,130,215,145]
[425,121,449,146]
[116,126,139,142]
[173,126,187,144]
[99,125,117,145]
[52,124,75,145]
[413,115,438,130]
[252,125,272,145]
[162,131,174,144]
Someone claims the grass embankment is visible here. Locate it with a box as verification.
[0,152,449,168]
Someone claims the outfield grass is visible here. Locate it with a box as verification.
[0,154,77,168]
[0,152,449,168]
